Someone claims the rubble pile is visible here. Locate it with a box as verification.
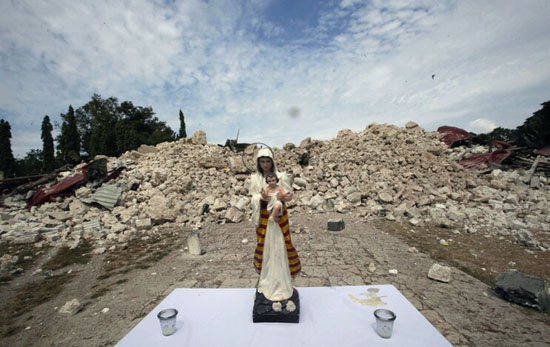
[1,123,549,270]
[285,124,548,248]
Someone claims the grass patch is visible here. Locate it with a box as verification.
[149,249,170,263]
[2,325,24,338]
[0,273,75,338]
[42,240,92,271]
[135,264,150,270]
[90,287,110,299]
[374,219,550,287]
[96,231,178,281]
[445,260,496,287]
[0,275,12,284]
[0,243,45,283]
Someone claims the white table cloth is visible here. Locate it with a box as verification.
[116,285,451,347]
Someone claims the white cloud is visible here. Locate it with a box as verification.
[340,0,362,9]
[468,118,497,134]
[1,0,549,158]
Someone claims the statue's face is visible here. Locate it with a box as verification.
[266,176,277,186]
[259,157,273,172]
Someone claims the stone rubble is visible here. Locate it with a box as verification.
[186,232,202,255]
[428,264,452,283]
[59,299,82,315]
[0,125,548,259]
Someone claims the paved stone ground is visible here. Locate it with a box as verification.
[1,212,549,347]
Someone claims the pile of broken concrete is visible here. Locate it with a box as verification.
[1,123,549,267]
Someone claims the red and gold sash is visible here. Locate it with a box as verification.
[253,202,301,277]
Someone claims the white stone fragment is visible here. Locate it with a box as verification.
[428,264,452,283]
[59,299,82,315]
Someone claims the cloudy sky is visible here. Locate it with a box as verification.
[1,0,549,157]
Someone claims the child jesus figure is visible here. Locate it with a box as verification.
[262,172,286,222]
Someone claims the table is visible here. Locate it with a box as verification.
[116,285,451,346]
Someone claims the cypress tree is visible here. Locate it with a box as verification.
[57,105,81,165]
[0,119,16,178]
[41,115,55,172]
[65,105,81,164]
[179,109,187,139]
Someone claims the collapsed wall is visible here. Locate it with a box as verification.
[1,123,548,268]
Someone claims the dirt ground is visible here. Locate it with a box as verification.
[0,212,549,347]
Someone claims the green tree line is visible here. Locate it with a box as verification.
[0,94,188,178]
[471,100,549,148]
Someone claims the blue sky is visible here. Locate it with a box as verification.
[1,0,549,157]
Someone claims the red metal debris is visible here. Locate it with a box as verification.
[492,140,513,148]
[27,168,86,209]
[437,126,472,147]
[26,164,125,209]
[458,148,514,169]
[104,167,126,182]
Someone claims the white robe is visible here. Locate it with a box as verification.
[249,171,294,301]
[267,192,282,216]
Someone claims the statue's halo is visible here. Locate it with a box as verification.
[241,142,273,172]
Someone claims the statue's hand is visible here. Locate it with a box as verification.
[261,189,269,201]
[278,191,292,202]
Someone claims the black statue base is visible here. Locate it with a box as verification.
[253,288,300,323]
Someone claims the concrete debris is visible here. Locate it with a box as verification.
[367,263,377,273]
[135,218,152,230]
[378,192,393,204]
[309,195,325,209]
[191,130,207,145]
[428,264,452,283]
[405,121,419,129]
[0,254,19,276]
[408,247,419,253]
[187,232,202,255]
[59,299,82,315]
[0,125,548,255]
[233,197,250,211]
[224,207,244,223]
[293,177,307,187]
[137,145,159,154]
[92,247,106,255]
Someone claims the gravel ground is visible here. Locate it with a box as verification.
[0,212,548,347]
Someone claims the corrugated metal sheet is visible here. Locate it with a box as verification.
[437,126,472,147]
[458,148,513,169]
[27,173,86,209]
[83,184,122,210]
[83,218,102,233]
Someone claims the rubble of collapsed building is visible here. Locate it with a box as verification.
[1,123,549,271]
